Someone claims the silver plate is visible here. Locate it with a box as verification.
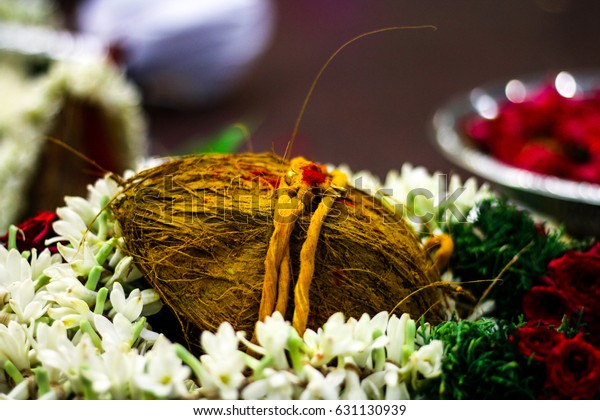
[432,70,600,237]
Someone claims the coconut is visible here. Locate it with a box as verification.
[111,152,448,349]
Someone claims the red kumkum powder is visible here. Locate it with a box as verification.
[301,164,328,186]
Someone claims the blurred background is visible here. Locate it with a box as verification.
[54,0,600,178]
[2,0,600,228]
[135,0,600,179]
[13,0,600,176]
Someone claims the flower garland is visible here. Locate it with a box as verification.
[0,161,598,400]
[0,0,57,26]
[0,55,146,231]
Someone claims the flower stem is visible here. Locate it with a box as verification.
[174,344,205,383]
[85,265,103,290]
[94,287,108,314]
[7,225,18,250]
[373,346,386,372]
[3,360,24,384]
[80,319,103,350]
[34,274,51,292]
[252,355,274,380]
[287,334,306,375]
[402,320,417,365]
[132,316,147,343]
[372,329,386,371]
[95,238,116,265]
[241,353,260,371]
[33,367,51,397]
[80,373,98,400]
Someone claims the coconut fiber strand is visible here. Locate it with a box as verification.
[112,153,447,348]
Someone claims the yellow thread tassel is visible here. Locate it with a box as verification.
[425,233,454,273]
[275,245,292,316]
[292,194,336,335]
[260,191,303,322]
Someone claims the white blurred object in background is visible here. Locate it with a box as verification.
[76,0,276,106]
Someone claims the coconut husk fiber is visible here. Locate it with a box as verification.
[111,152,448,348]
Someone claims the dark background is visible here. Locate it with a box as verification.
[133,0,600,180]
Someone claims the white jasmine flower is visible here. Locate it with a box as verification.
[28,248,62,281]
[250,312,292,369]
[45,273,97,307]
[37,334,100,393]
[135,335,191,398]
[385,164,437,207]
[351,170,382,195]
[408,340,444,389]
[47,295,93,329]
[30,321,74,383]
[0,249,32,292]
[383,364,412,400]
[466,300,496,321]
[84,347,144,399]
[110,282,143,322]
[93,313,135,351]
[199,323,246,399]
[0,321,31,370]
[31,320,68,354]
[108,255,143,284]
[140,289,163,316]
[86,176,120,210]
[386,313,416,367]
[63,196,99,228]
[348,312,389,369]
[360,372,384,400]
[241,368,300,400]
[139,327,160,344]
[53,206,92,247]
[8,277,49,323]
[362,363,412,400]
[381,163,491,229]
[299,365,344,400]
[415,322,434,347]
[303,312,363,367]
[448,175,491,219]
[339,369,367,400]
[30,321,67,363]
[57,243,99,277]
[327,164,382,194]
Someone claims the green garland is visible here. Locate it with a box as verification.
[420,196,595,399]
[423,318,541,399]
[443,198,588,320]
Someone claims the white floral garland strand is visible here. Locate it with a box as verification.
[0,0,56,26]
[0,56,146,230]
[328,162,492,233]
[0,164,489,400]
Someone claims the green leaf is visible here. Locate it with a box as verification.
[189,125,249,155]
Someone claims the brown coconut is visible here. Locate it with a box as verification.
[111,152,447,347]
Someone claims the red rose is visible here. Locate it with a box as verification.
[548,247,600,313]
[0,211,59,253]
[512,143,575,178]
[522,285,572,326]
[462,80,600,185]
[545,334,600,399]
[517,325,565,363]
[581,311,600,348]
